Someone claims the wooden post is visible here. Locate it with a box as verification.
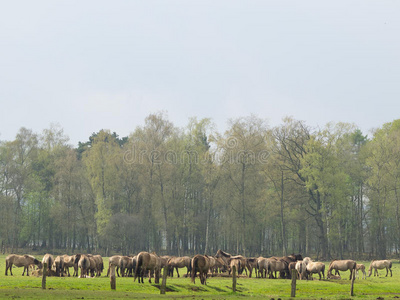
[110,264,116,290]
[350,268,355,296]
[42,263,47,290]
[291,269,297,297]
[232,265,237,292]
[160,266,168,294]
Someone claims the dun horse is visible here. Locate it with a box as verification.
[42,254,54,275]
[191,254,210,285]
[134,251,160,284]
[168,256,192,277]
[368,260,392,277]
[355,263,366,279]
[327,260,356,280]
[5,254,42,276]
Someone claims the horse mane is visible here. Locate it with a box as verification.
[217,249,231,258]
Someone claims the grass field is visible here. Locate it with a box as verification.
[0,254,399,299]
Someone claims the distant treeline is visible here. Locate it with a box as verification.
[1,113,399,259]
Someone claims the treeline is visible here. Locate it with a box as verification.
[1,113,400,259]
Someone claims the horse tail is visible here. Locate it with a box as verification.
[191,256,198,283]
[134,254,143,281]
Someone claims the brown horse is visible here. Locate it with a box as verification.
[134,251,161,284]
[328,260,356,280]
[42,254,54,275]
[246,258,258,278]
[52,256,65,277]
[306,261,325,280]
[256,257,269,278]
[75,254,91,278]
[168,256,191,277]
[368,260,392,277]
[117,256,131,277]
[267,257,288,279]
[215,250,247,275]
[5,254,42,276]
[191,254,210,285]
[107,255,121,277]
[62,255,77,277]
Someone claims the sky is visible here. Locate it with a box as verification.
[1,0,400,146]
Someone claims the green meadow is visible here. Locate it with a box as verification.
[0,255,399,299]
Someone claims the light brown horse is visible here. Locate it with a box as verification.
[229,258,241,278]
[75,254,91,278]
[117,256,131,277]
[134,251,161,284]
[62,255,77,277]
[368,260,392,277]
[52,256,65,277]
[355,263,366,279]
[327,260,356,280]
[306,261,325,280]
[5,254,42,276]
[107,255,121,277]
[295,260,307,280]
[191,254,210,285]
[168,256,191,277]
[267,257,288,279]
[256,257,269,278]
[42,254,54,275]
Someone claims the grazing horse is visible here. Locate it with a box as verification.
[62,255,77,277]
[355,263,366,279]
[52,256,65,277]
[134,251,161,284]
[368,260,392,277]
[228,257,241,277]
[75,254,91,278]
[168,256,191,277]
[42,254,54,275]
[191,254,210,285]
[306,261,325,280]
[328,260,356,280]
[5,254,42,276]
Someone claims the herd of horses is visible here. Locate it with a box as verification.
[4,250,394,286]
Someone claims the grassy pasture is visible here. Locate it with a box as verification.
[0,254,399,299]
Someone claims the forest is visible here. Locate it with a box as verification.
[1,113,399,260]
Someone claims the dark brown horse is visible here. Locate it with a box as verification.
[5,254,42,276]
[215,250,247,275]
[191,254,210,285]
[134,252,161,284]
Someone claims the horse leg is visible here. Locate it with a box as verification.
[176,267,180,278]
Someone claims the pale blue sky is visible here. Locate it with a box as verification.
[1,1,399,146]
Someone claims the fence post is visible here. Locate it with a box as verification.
[232,265,237,292]
[350,268,355,296]
[160,266,168,294]
[110,264,116,290]
[291,268,297,297]
[42,262,47,290]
